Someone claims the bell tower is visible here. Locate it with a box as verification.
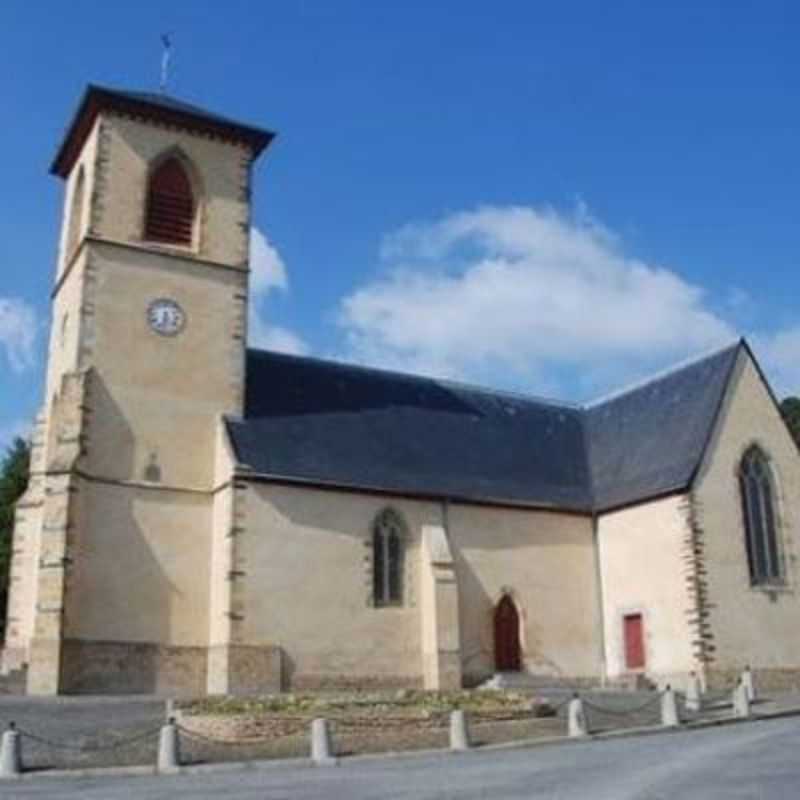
[6,86,273,694]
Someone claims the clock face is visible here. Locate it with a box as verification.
[147,298,186,337]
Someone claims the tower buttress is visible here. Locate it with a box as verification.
[14,86,273,695]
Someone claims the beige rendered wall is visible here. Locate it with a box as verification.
[95,113,252,267]
[44,249,87,408]
[694,350,800,685]
[447,504,600,685]
[238,484,600,689]
[239,483,441,688]
[55,120,100,280]
[64,479,211,647]
[597,495,696,686]
[81,241,246,489]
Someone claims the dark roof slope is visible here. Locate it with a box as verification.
[226,342,744,513]
[52,85,275,177]
[586,343,740,512]
[227,350,593,511]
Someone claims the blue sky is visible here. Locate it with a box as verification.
[2,1,800,449]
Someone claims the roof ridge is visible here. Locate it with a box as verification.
[583,339,742,410]
[246,347,581,411]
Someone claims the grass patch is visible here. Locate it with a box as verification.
[180,689,557,719]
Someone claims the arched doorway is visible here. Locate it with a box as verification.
[494,594,521,671]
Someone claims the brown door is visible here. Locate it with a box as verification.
[623,613,645,670]
[494,595,521,671]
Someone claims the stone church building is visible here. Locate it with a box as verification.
[3,85,800,696]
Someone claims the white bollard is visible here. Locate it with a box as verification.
[157,718,181,772]
[685,671,702,713]
[0,723,21,779]
[311,718,336,765]
[567,695,588,738]
[742,666,756,703]
[660,686,680,728]
[733,681,751,719]
[449,709,471,751]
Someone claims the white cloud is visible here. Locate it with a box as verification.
[250,227,288,295]
[751,329,800,398]
[338,205,736,395]
[248,314,309,356]
[248,227,308,356]
[0,297,37,372]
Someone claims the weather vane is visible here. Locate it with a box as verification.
[160,33,173,94]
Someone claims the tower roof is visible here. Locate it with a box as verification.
[51,84,276,178]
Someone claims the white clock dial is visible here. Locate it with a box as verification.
[147,298,186,337]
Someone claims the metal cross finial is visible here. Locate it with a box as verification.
[160,33,173,94]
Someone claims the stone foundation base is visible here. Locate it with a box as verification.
[27,638,62,695]
[60,639,207,696]
[206,644,282,695]
[0,646,26,674]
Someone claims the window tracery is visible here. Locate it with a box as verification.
[372,508,405,606]
[739,446,782,585]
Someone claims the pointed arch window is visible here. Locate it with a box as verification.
[372,509,405,607]
[739,446,782,585]
[145,157,195,246]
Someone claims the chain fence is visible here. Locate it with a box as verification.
[16,724,163,753]
[0,682,759,775]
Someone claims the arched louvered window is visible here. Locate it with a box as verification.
[66,166,85,257]
[145,157,195,246]
[372,509,405,607]
[739,446,782,585]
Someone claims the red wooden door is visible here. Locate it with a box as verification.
[623,613,645,670]
[494,595,521,671]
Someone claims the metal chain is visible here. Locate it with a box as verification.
[582,693,663,717]
[551,697,573,714]
[16,725,162,753]
[703,690,733,703]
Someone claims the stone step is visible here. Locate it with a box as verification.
[478,672,575,691]
[0,666,27,695]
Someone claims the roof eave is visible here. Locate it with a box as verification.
[50,84,276,178]
[231,468,594,516]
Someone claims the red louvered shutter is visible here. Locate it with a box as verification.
[145,159,194,245]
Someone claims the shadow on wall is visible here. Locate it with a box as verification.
[451,523,587,688]
[453,552,494,686]
[59,375,204,694]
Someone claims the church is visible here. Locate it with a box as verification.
[3,85,800,696]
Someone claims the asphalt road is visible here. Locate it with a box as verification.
[6,715,800,799]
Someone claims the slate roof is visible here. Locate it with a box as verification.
[52,85,275,177]
[226,341,744,514]
[227,350,593,511]
[585,343,741,511]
